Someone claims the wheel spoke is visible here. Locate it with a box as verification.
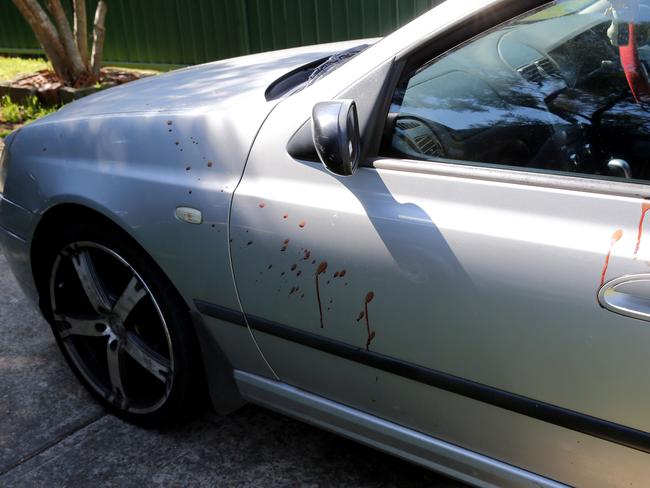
[107,338,127,407]
[55,313,107,339]
[112,277,147,322]
[71,249,112,314]
[123,331,170,382]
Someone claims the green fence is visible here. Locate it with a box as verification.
[0,0,442,67]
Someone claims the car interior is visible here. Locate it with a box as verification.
[384,0,650,183]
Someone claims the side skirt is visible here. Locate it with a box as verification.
[234,370,566,488]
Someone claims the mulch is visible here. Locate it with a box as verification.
[12,68,140,91]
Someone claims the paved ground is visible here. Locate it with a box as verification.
[0,251,466,487]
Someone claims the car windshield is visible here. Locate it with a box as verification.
[304,44,370,87]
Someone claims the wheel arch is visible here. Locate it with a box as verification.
[30,201,246,415]
[30,202,194,309]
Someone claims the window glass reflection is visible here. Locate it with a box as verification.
[385,0,650,182]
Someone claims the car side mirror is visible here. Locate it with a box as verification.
[311,100,360,176]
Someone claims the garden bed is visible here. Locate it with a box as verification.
[0,67,147,106]
[0,57,160,139]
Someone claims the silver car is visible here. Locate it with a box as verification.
[3,0,650,485]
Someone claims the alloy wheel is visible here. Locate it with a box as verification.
[49,241,174,414]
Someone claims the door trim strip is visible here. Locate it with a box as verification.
[194,299,650,454]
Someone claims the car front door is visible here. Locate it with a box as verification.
[231,1,650,484]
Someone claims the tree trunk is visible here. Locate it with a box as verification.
[11,0,70,82]
[73,0,89,65]
[45,0,87,80]
[91,0,108,78]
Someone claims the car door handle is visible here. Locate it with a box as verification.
[598,274,650,322]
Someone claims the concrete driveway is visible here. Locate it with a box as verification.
[0,249,467,487]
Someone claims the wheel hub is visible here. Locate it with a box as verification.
[108,315,125,337]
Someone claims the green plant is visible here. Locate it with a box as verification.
[1,95,22,123]
[1,95,57,125]
[24,95,54,119]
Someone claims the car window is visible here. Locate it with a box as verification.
[382,0,650,183]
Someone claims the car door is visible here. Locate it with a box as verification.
[230,1,650,484]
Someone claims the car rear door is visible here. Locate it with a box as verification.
[230,1,650,484]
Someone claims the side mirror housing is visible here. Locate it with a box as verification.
[311,100,361,176]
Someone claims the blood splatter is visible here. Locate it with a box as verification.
[166,120,173,126]
[207,161,213,167]
[367,331,376,346]
[281,272,285,276]
[363,292,376,350]
[290,264,297,271]
[267,264,273,270]
[289,287,298,295]
[356,311,365,322]
[334,272,340,278]
[303,250,311,260]
[601,229,624,287]
[315,261,328,328]
[186,165,191,171]
[339,270,347,277]
[634,202,650,257]
[299,221,306,228]
[281,239,290,252]
[311,259,316,265]
[283,213,289,219]
[247,241,253,246]
[297,270,302,276]
[175,141,180,146]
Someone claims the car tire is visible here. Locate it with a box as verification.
[39,220,203,426]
